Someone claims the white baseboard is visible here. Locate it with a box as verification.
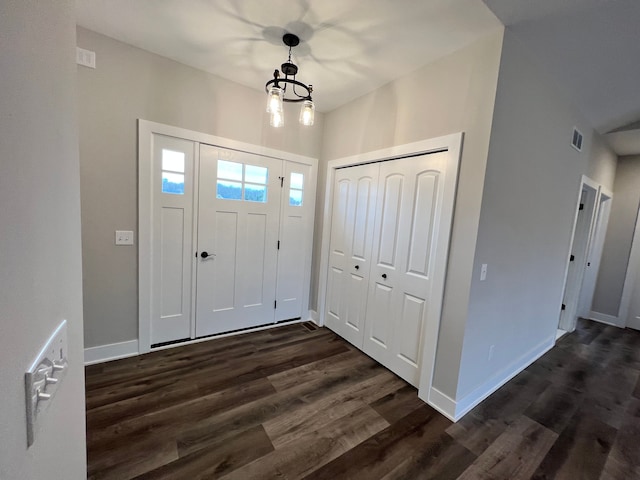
[84,339,139,365]
[427,337,554,422]
[588,311,622,327]
[424,387,457,422]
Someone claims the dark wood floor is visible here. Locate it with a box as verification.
[85,319,640,479]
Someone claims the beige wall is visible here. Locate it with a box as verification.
[320,29,505,398]
[457,30,618,401]
[592,155,640,317]
[0,2,86,478]
[77,27,324,348]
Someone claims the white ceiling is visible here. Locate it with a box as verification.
[483,0,640,138]
[76,0,640,154]
[75,0,502,113]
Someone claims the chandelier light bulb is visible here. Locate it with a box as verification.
[266,86,283,114]
[270,109,284,128]
[299,99,315,126]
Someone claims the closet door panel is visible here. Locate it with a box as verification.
[396,293,425,367]
[375,174,404,269]
[325,164,378,347]
[368,281,393,348]
[364,152,448,387]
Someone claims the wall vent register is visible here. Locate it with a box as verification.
[571,127,584,152]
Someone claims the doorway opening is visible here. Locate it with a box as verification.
[558,176,601,335]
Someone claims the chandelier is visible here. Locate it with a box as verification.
[265,33,315,128]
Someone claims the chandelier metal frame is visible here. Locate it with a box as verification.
[264,33,313,103]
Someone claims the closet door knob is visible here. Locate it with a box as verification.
[382,273,387,279]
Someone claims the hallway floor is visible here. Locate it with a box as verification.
[85,319,640,479]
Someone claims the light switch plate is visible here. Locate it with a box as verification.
[25,320,68,447]
[76,47,96,69]
[115,230,134,245]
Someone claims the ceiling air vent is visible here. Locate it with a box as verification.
[571,127,583,152]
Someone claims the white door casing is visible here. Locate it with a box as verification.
[139,120,317,353]
[363,152,449,387]
[325,163,379,347]
[195,145,282,337]
[577,187,612,319]
[558,176,599,332]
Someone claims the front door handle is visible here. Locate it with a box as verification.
[200,251,216,259]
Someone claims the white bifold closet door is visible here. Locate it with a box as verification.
[325,163,379,347]
[325,151,450,387]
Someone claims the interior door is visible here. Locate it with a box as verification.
[325,163,379,347]
[275,161,314,321]
[150,134,195,345]
[363,151,449,386]
[559,184,597,332]
[196,144,282,337]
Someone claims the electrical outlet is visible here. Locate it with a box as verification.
[25,320,68,447]
[115,230,134,245]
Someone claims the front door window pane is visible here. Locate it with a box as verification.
[245,184,267,202]
[218,160,243,181]
[217,180,242,200]
[162,172,185,194]
[245,164,268,185]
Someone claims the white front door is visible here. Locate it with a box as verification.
[363,152,449,386]
[195,144,282,337]
[325,163,379,347]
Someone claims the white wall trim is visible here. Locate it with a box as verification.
[588,311,620,327]
[426,387,458,422]
[308,309,319,324]
[426,337,554,421]
[316,132,464,405]
[84,340,139,365]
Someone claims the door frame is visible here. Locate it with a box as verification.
[616,201,640,329]
[578,186,613,319]
[317,132,463,401]
[557,175,600,333]
[138,119,318,354]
